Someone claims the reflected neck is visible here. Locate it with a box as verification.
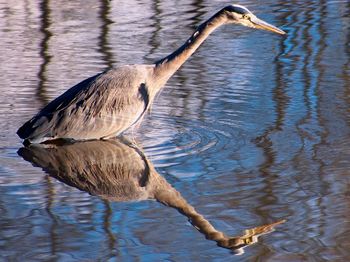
[153,10,227,86]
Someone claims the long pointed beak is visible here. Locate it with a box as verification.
[251,16,286,35]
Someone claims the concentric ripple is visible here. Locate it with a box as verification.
[138,113,249,177]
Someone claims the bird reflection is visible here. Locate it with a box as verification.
[18,138,284,253]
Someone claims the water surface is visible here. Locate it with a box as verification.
[0,0,349,261]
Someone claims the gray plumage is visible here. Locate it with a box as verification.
[18,138,285,251]
[17,5,285,144]
[18,66,155,143]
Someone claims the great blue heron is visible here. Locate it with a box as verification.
[18,137,285,251]
[17,4,285,144]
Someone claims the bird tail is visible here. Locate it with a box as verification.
[17,115,53,144]
[17,118,36,139]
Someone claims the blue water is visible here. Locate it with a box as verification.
[0,0,349,260]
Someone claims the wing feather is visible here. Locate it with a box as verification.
[17,65,153,142]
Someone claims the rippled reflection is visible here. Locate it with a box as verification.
[18,138,284,254]
[1,0,350,260]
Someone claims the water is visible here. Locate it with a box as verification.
[0,0,349,260]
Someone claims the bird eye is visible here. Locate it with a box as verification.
[242,14,250,20]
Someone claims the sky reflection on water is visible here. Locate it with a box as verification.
[0,0,349,261]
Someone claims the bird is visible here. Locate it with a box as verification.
[17,4,285,144]
[18,137,285,251]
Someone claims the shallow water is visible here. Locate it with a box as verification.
[1,0,349,260]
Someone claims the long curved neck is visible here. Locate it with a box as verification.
[152,9,227,87]
[151,172,284,250]
[151,174,229,246]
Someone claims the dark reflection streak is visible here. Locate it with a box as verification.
[171,0,206,124]
[290,1,328,235]
[342,2,350,121]
[253,4,297,218]
[188,0,206,25]
[44,175,59,257]
[295,1,328,189]
[254,7,294,172]
[37,0,52,105]
[295,4,314,142]
[312,0,350,160]
[189,0,207,123]
[102,200,117,258]
[313,0,329,173]
[145,0,161,63]
[254,4,301,155]
[310,0,333,239]
[98,0,114,69]
[292,2,325,190]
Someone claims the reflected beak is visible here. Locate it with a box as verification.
[251,16,286,35]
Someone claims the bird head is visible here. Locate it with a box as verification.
[223,4,286,35]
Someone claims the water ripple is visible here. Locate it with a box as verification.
[1,0,350,260]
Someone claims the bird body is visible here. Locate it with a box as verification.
[18,138,285,251]
[18,5,285,144]
[18,65,157,143]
